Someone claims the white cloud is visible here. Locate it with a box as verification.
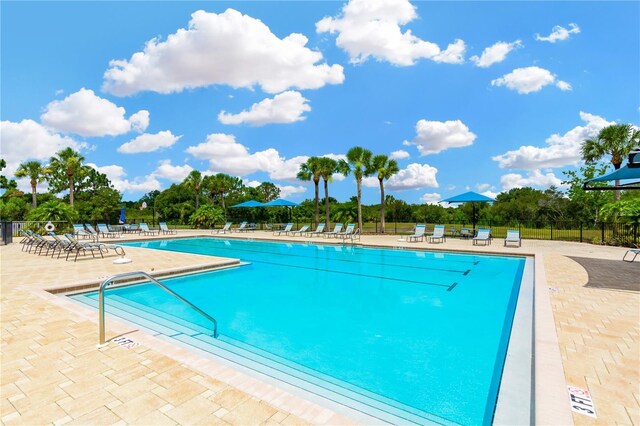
[491,66,571,94]
[500,169,563,191]
[243,179,261,188]
[0,119,85,181]
[476,183,491,192]
[152,160,193,182]
[492,112,614,170]
[218,91,311,126]
[117,131,181,154]
[535,23,580,43]
[390,150,410,160]
[40,88,148,137]
[87,163,161,193]
[420,192,441,205]
[385,163,438,190]
[103,9,344,96]
[481,190,499,199]
[470,40,522,68]
[405,119,477,155]
[316,0,465,66]
[277,185,306,198]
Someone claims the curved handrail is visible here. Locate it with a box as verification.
[98,271,218,345]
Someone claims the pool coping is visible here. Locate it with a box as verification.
[52,236,572,425]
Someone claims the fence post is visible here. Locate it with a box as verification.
[394,222,397,234]
[580,222,583,243]
[634,223,638,246]
[550,223,553,241]
[601,222,605,245]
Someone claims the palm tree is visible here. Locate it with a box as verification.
[15,160,50,208]
[184,170,203,210]
[370,155,399,233]
[582,123,640,201]
[208,173,241,211]
[297,157,322,226]
[343,147,373,233]
[316,157,342,229]
[48,148,85,206]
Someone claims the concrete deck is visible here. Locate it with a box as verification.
[1,230,638,425]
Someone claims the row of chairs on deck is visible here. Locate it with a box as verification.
[74,222,176,239]
[274,223,360,240]
[212,221,257,234]
[407,225,522,247]
[19,230,126,262]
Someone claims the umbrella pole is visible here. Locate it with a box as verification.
[472,203,476,233]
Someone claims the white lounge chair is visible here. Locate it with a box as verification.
[213,222,232,234]
[504,230,521,247]
[337,224,355,239]
[340,226,360,241]
[232,221,248,232]
[73,224,93,240]
[139,223,158,236]
[290,225,310,236]
[324,223,343,238]
[473,229,491,246]
[97,223,120,238]
[159,222,177,235]
[623,244,639,262]
[273,223,293,236]
[428,225,446,243]
[306,223,325,237]
[408,224,426,242]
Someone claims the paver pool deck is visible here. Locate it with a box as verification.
[1,230,638,425]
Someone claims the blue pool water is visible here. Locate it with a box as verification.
[75,238,525,425]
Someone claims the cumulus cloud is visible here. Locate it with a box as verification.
[103,9,344,96]
[390,150,410,160]
[385,163,438,190]
[87,163,161,193]
[218,91,311,126]
[40,88,148,137]
[535,23,580,43]
[0,119,85,183]
[492,112,614,170]
[481,190,499,199]
[470,40,522,68]
[500,169,563,191]
[491,66,571,94]
[405,119,477,155]
[476,183,491,192]
[420,192,441,205]
[152,160,193,182]
[117,131,181,154]
[277,184,306,198]
[316,0,465,66]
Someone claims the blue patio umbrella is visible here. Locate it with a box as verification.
[263,199,299,207]
[441,191,495,232]
[583,148,640,191]
[230,200,266,208]
[119,207,126,224]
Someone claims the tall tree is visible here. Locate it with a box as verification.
[254,182,280,202]
[370,154,399,233]
[183,170,203,210]
[343,147,373,232]
[207,173,243,210]
[297,157,322,226]
[317,157,342,229]
[48,148,85,206]
[14,160,50,208]
[581,123,640,201]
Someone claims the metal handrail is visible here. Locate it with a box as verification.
[98,271,218,345]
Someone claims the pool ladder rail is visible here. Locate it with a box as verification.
[98,271,218,346]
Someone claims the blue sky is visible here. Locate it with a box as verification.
[2,0,639,204]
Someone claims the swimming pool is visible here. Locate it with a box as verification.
[73,238,526,425]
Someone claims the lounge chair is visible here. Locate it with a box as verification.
[139,223,158,236]
[237,222,257,232]
[306,223,325,237]
[428,225,446,243]
[97,223,120,238]
[233,221,248,232]
[63,234,104,262]
[30,232,58,255]
[73,224,93,240]
[407,224,426,242]
[273,223,293,236]
[449,226,458,237]
[47,232,74,258]
[459,228,472,239]
[65,234,126,258]
[213,222,232,234]
[504,230,521,247]
[84,224,101,240]
[324,223,343,238]
[19,230,38,252]
[337,224,355,239]
[473,229,491,246]
[623,244,639,262]
[159,222,177,235]
[340,226,360,241]
[290,225,310,236]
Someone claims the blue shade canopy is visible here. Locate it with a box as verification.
[230,200,266,208]
[264,199,299,207]
[441,191,495,203]
[119,207,125,224]
[587,165,640,182]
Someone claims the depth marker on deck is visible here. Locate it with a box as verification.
[567,385,597,418]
